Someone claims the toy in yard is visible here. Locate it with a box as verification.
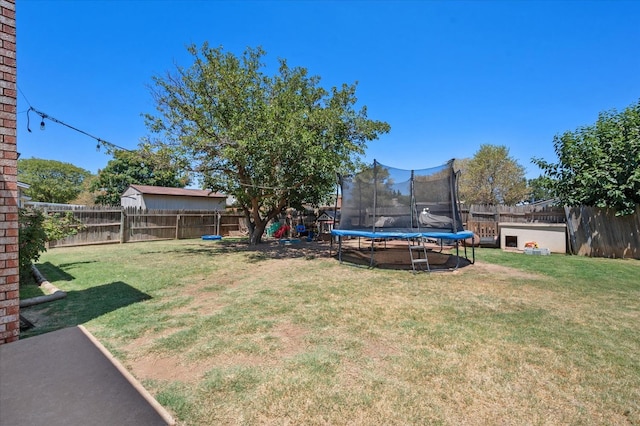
[295,223,315,242]
[273,225,290,239]
[267,222,282,237]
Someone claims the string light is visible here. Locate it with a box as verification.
[26,106,131,153]
[24,105,299,195]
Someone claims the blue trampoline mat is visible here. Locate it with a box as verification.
[331,229,474,240]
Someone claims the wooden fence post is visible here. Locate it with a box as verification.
[175,214,181,240]
[119,208,126,243]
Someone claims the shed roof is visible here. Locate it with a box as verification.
[126,185,226,198]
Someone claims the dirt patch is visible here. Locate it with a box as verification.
[128,322,309,383]
[218,239,334,260]
[130,354,205,382]
[467,261,545,280]
[270,322,308,358]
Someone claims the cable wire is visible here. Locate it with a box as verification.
[26,106,133,153]
[17,85,32,107]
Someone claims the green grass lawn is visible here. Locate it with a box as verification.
[21,239,640,425]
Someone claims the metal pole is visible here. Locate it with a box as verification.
[411,169,415,229]
[448,160,458,233]
[372,159,377,232]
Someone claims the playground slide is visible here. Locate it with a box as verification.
[273,225,290,239]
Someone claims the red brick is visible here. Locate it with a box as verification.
[1,24,15,36]
[0,269,18,279]
[0,313,17,324]
[0,282,18,292]
[2,40,15,51]
[0,298,16,308]
[3,12,15,21]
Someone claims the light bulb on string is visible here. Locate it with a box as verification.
[40,118,45,130]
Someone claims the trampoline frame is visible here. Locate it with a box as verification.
[333,160,475,271]
[331,229,475,271]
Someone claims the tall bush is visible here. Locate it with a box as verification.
[533,99,640,215]
[18,208,85,281]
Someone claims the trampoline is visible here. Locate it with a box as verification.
[331,160,475,271]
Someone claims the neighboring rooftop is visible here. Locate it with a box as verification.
[126,185,226,198]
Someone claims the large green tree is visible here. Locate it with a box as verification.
[457,144,529,205]
[527,175,555,202]
[144,43,390,244]
[91,149,189,205]
[18,158,91,204]
[533,99,640,215]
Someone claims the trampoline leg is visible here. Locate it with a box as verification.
[471,237,475,264]
[369,239,375,267]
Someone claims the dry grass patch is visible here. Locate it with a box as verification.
[26,240,640,425]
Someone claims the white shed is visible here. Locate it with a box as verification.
[17,181,31,207]
[121,185,227,210]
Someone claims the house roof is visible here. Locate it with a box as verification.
[318,211,340,220]
[126,185,226,198]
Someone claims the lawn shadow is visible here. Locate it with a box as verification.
[140,241,235,257]
[141,240,334,261]
[244,241,333,262]
[35,261,79,282]
[336,246,474,271]
[20,281,152,338]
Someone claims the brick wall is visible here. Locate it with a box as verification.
[0,0,18,345]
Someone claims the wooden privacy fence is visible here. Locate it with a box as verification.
[43,206,246,248]
[462,203,566,247]
[460,203,639,259]
[565,205,640,259]
[37,203,640,258]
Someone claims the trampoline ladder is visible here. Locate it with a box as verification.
[408,236,430,273]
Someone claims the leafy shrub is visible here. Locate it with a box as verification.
[18,208,85,280]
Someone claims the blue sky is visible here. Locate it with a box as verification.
[17,0,640,181]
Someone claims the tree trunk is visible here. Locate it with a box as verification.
[246,202,283,245]
[244,210,255,239]
[250,220,268,245]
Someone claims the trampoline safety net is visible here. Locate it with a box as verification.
[338,159,464,234]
